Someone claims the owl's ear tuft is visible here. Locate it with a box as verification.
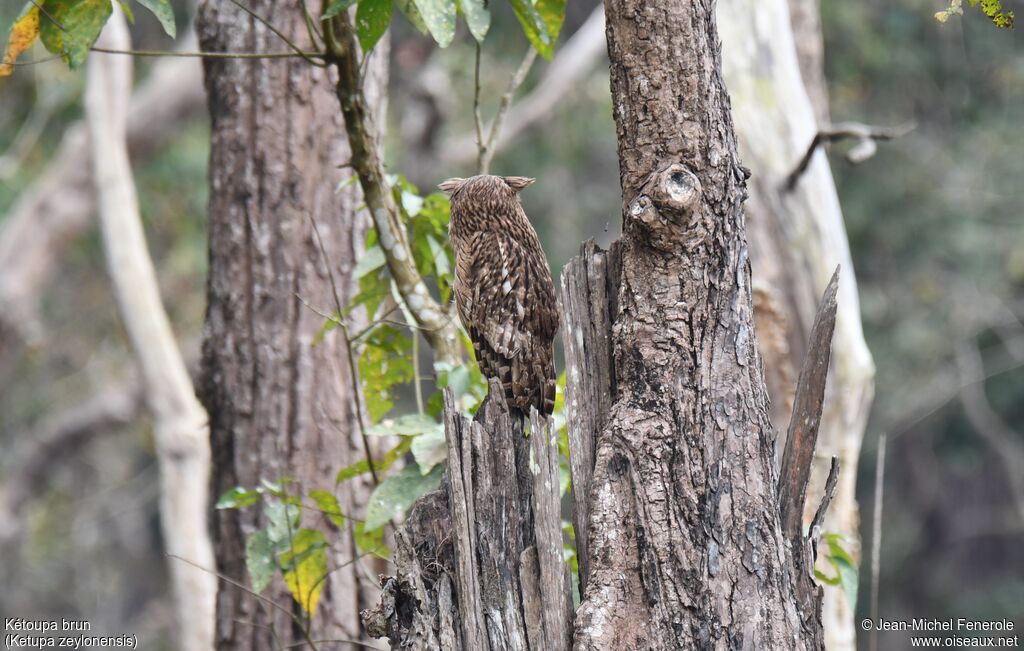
[438,178,466,195]
[502,176,535,193]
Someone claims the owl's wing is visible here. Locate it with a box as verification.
[462,231,559,414]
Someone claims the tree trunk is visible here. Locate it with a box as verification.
[363,1,838,649]
[566,0,816,647]
[717,1,875,647]
[360,385,572,650]
[196,1,385,646]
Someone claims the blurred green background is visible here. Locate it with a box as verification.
[0,0,1020,647]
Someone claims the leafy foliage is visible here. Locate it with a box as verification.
[359,323,414,421]
[935,0,1014,28]
[321,0,565,57]
[279,528,329,617]
[134,0,175,38]
[38,0,112,69]
[814,533,859,609]
[355,0,392,52]
[364,462,444,529]
[0,0,175,74]
[216,480,347,618]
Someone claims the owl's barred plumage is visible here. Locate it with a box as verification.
[440,174,559,419]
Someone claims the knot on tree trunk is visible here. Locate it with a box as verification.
[360,380,573,650]
[626,162,703,252]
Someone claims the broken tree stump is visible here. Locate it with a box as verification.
[361,381,572,650]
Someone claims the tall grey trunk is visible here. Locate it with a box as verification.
[196,1,385,646]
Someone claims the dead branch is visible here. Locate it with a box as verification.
[785,121,915,190]
[778,266,840,543]
[808,456,840,558]
[85,10,214,649]
[777,266,840,641]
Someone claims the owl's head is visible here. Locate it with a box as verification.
[438,174,535,201]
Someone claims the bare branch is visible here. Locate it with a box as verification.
[785,121,915,190]
[90,45,325,59]
[477,47,538,174]
[85,11,214,648]
[451,6,606,168]
[808,456,840,545]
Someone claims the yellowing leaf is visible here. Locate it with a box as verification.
[1,5,40,77]
[280,529,329,617]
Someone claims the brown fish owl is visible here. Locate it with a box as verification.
[439,175,559,419]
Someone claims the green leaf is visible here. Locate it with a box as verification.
[364,462,444,530]
[308,489,346,529]
[280,529,329,617]
[978,0,1014,27]
[359,323,414,421]
[355,0,391,52]
[410,425,447,475]
[834,554,859,609]
[814,568,842,586]
[312,311,342,347]
[216,486,262,509]
[354,520,389,559]
[322,0,358,21]
[367,413,440,436]
[353,244,386,278]
[335,437,413,483]
[412,0,456,48]
[245,529,276,593]
[395,0,429,34]
[38,0,113,69]
[116,1,133,24]
[401,189,425,218]
[508,0,549,56]
[265,500,301,547]
[535,0,566,52]
[458,0,489,41]
[135,0,175,37]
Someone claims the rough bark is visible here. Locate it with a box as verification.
[718,1,875,648]
[562,1,822,648]
[85,11,215,650]
[360,385,573,650]
[196,1,384,646]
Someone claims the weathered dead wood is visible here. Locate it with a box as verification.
[558,239,618,592]
[778,266,840,546]
[777,267,841,647]
[361,383,572,650]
